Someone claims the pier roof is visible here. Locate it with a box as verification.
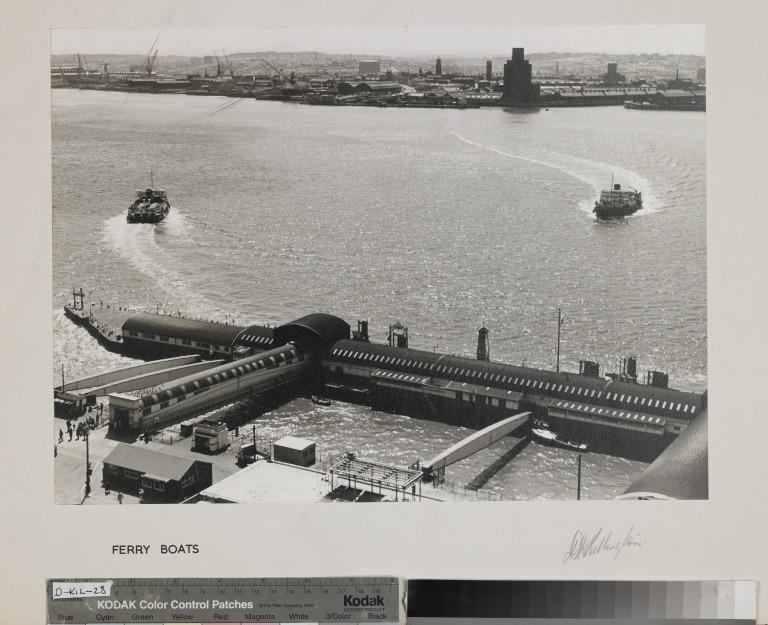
[123,312,245,347]
[274,313,350,350]
[233,324,276,349]
[133,344,299,409]
[326,339,704,421]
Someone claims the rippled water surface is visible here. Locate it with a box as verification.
[52,90,706,499]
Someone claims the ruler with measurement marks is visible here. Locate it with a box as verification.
[47,577,403,624]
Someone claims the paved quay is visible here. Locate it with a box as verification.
[53,408,242,505]
[53,398,495,504]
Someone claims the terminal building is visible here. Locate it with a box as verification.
[321,338,705,461]
[64,300,705,463]
[106,313,350,433]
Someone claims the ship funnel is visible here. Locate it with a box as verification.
[476,326,490,361]
[352,319,370,342]
[388,321,409,348]
[614,183,621,191]
[579,360,600,377]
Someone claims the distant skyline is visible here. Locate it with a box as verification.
[51,25,705,58]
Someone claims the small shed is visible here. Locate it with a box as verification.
[273,436,316,467]
[193,417,230,454]
[102,444,212,502]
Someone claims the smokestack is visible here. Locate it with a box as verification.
[476,326,490,361]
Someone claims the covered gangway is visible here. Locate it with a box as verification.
[422,412,530,483]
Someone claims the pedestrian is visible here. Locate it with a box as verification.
[117,492,123,505]
[54,444,57,458]
[68,428,72,442]
[75,425,80,441]
[58,429,64,443]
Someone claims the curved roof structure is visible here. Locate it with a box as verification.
[326,339,704,422]
[233,324,276,350]
[274,313,350,350]
[135,344,300,409]
[620,410,708,500]
[123,312,246,347]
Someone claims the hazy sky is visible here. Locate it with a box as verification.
[51,25,705,57]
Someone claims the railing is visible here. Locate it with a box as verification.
[229,433,272,458]
[151,430,183,445]
[312,451,344,474]
[432,477,505,501]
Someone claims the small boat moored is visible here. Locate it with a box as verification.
[311,395,332,406]
[531,421,587,452]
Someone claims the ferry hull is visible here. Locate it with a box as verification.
[126,205,170,224]
[593,204,641,220]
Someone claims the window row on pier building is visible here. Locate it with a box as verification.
[323,339,704,426]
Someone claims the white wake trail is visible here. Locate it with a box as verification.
[451,131,661,215]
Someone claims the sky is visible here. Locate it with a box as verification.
[50,25,705,58]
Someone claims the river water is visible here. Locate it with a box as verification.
[52,89,706,500]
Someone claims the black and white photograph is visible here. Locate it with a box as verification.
[50,25,707,505]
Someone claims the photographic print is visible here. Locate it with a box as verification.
[51,25,707,504]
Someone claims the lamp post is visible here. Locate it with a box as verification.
[556,307,563,373]
[576,453,582,501]
[84,426,92,496]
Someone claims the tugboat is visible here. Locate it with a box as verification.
[127,172,170,224]
[593,176,642,220]
[531,421,587,452]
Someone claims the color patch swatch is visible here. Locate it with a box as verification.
[407,580,757,623]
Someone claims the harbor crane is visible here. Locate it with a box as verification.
[76,53,90,76]
[259,59,295,84]
[142,32,161,76]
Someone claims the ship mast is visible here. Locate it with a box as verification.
[556,307,563,373]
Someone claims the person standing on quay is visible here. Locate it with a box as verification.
[117,492,123,505]
[58,429,64,443]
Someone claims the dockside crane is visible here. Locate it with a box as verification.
[212,49,223,77]
[76,53,89,77]
[221,49,235,77]
[142,32,161,76]
[259,59,295,84]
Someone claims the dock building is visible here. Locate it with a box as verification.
[64,300,705,463]
[322,339,704,461]
[102,444,213,502]
[501,48,540,106]
[105,313,349,433]
[601,62,626,86]
[358,60,381,75]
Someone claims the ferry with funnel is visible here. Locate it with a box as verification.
[593,180,642,220]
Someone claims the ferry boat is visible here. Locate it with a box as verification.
[127,174,170,224]
[593,179,642,220]
[531,423,587,452]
